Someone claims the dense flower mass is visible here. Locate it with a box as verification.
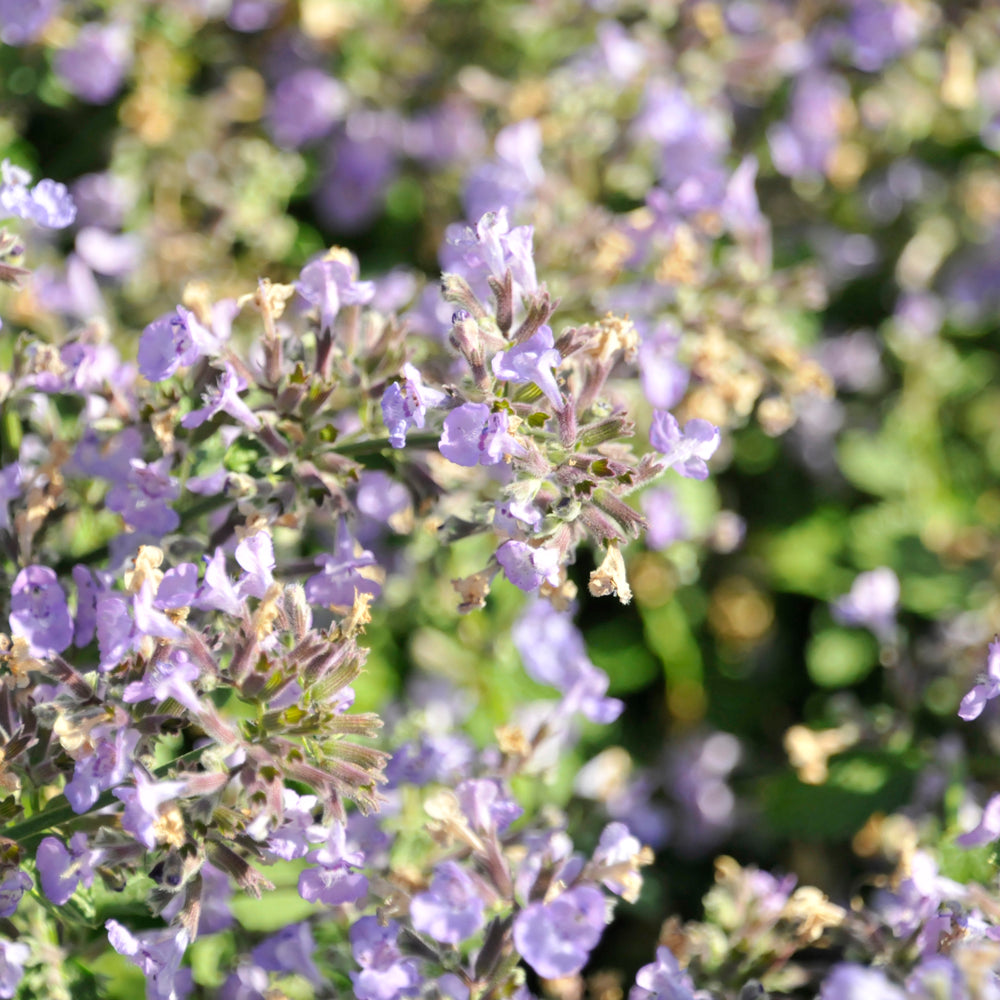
[3,1,1000,998]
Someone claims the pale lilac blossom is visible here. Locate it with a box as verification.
[832,567,899,643]
[649,412,720,480]
[0,869,32,918]
[410,861,486,944]
[181,362,260,430]
[54,22,132,104]
[9,565,73,656]
[491,325,563,408]
[106,920,192,1000]
[629,947,697,1000]
[513,885,606,979]
[381,362,446,448]
[0,941,29,999]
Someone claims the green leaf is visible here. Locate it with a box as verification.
[806,628,878,687]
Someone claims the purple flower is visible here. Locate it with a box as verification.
[298,823,368,906]
[234,533,275,600]
[316,129,397,233]
[463,119,544,221]
[0,0,58,45]
[904,956,966,1000]
[196,549,243,616]
[36,833,99,905]
[638,325,688,411]
[512,601,623,722]
[649,412,720,480]
[491,325,563,408]
[267,68,346,148]
[768,72,849,180]
[381,362,446,448]
[296,251,375,332]
[0,940,30,999]
[442,208,537,301]
[819,964,905,1000]
[106,457,180,535]
[513,885,606,979]
[123,649,203,716]
[439,403,525,467]
[410,861,486,944]
[0,160,76,228]
[0,463,22,532]
[832,567,900,643]
[496,540,561,592]
[196,863,234,935]
[957,793,1000,847]
[9,565,74,656]
[640,487,687,550]
[182,362,260,431]
[137,309,206,383]
[0,869,32,918]
[113,769,188,850]
[106,920,192,1000]
[252,922,323,987]
[456,778,523,834]
[255,789,326,861]
[154,563,199,610]
[305,519,382,609]
[350,917,421,1000]
[65,723,140,813]
[629,947,697,1000]
[54,22,131,104]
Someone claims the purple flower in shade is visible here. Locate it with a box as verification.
[305,518,383,610]
[0,0,58,45]
[181,362,260,431]
[0,463,22,532]
[410,861,486,945]
[75,226,142,277]
[196,549,243,616]
[768,71,849,180]
[513,885,606,979]
[350,917,421,1000]
[106,457,181,536]
[494,497,542,537]
[72,564,103,646]
[0,869,32,918]
[9,565,74,656]
[0,940,30,999]
[219,963,268,1000]
[70,426,142,482]
[356,471,411,531]
[512,601,623,723]
[193,863,234,935]
[649,412,720,480]
[463,118,544,221]
[106,920,192,1000]
[638,325,689,411]
[456,778,523,834]
[298,822,368,906]
[123,649,203,716]
[65,722,140,813]
[295,251,375,333]
[819,964,905,1000]
[227,0,281,31]
[385,733,475,789]
[36,832,100,905]
[640,487,687,551]
[254,789,325,861]
[316,128,397,233]
[267,68,347,148]
[252,922,323,988]
[840,0,921,72]
[629,947,697,1000]
[113,768,188,850]
[54,22,131,103]
[832,567,900,644]
[154,563,199,610]
[904,957,966,1000]
[234,532,275,600]
[491,325,563,408]
[592,822,644,899]
[956,793,1000,847]
[439,403,526,468]
[496,540,561,593]
[381,362,447,448]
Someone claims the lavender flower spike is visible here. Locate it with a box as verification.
[649,412,720,480]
